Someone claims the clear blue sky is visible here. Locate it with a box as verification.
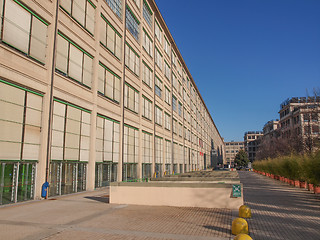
[156,0,320,142]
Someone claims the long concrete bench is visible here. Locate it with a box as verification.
[110,181,243,209]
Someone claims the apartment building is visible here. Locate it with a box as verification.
[0,0,224,205]
[244,131,263,162]
[224,141,244,167]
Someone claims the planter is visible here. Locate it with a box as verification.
[289,180,295,186]
[314,186,320,194]
[271,174,275,179]
[299,181,307,188]
[294,180,300,187]
[308,183,314,191]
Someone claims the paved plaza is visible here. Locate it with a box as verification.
[1,171,320,240]
[239,171,320,240]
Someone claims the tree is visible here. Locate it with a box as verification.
[234,150,249,167]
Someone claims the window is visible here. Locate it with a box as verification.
[172,95,177,112]
[165,112,171,130]
[142,95,152,120]
[178,101,182,116]
[164,60,170,79]
[155,75,162,98]
[155,105,162,126]
[123,124,139,164]
[172,73,177,90]
[155,136,163,168]
[124,83,139,113]
[165,86,170,105]
[142,61,153,88]
[178,123,182,137]
[96,115,120,163]
[125,42,140,76]
[0,0,48,63]
[98,62,121,103]
[143,28,153,57]
[0,79,43,161]
[173,119,177,134]
[143,0,152,27]
[165,140,171,164]
[100,14,122,59]
[155,47,162,70]
[164,35,170,55]
[106,0,122,18]
[172,51,176,67]
[60,0,95,34]
[126,5,140,41]
[51,99,91,162]
[155,20,162,44]
[142,131,152,164]
[56,32,93,88]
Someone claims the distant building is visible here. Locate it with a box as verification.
[244,131,263,162]
[224,141,244,167]
[279,97,320,140]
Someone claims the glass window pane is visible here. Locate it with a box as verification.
[3,0,31,53]
[86,2,95,33]
[30,17,47,63]
[68,44,83,82]
[107,25,115,53]
[56,35,69,73]
[61,0,72,13]
[72,0,86,26]
[83,54,92,87]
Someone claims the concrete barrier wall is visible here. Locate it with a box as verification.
[110,182,243,209]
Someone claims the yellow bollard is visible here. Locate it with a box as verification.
[232,218,248,235]
[239,205,252,218]
[234,233,253,240]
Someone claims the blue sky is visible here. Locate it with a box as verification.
[156,0,320,142]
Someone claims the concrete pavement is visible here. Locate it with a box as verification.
[238,171,320,240]
[0,188,232,240]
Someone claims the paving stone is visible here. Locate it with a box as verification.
[238,171,320,240]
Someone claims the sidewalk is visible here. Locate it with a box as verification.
[0,188,232,240]
[238,171,320,240]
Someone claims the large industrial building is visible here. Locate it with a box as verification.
[0,0,224,205]
[224,141,244,167]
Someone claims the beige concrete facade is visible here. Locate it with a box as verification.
[224,141,244,167]
[0,0,224,205]
[244,131,263,162]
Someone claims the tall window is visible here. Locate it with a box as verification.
[155,105,162,126]
[123,124,139,180]
[172,95,177,112]
[125,42,140,76]
[142,95,152,120]
[133,0,140,8]
[164,36,170,55]
[155,75,162,98]
[60,0,95,34]
[0,0,48,63]
[172,51,176,67]
[143,28,153,57]
[172,73,177,90]
[96,115,120,163]
[143,0,152,27]
[142,131,152,164]
[106,0,122,18]
[124,83,139,113]
[155,20,162,44]
[165,112,171,130]
[142,61,153,88]
[178,101,182,116]
[126,6,140,41]
[164,60,170,79]
[173,119,177,134]
[100,14,122,59]
[98,62,121,103]
[155,47,162,70]
[165,140,171,166]
[0,80,43,161]
[178,80,182,96]
[56,32,93,88]
[165,86,170,105]
[51,99,91,162]
[155,136,163,176]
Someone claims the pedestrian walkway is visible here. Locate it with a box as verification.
[238,171,320,240]
[0,188,232,240]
